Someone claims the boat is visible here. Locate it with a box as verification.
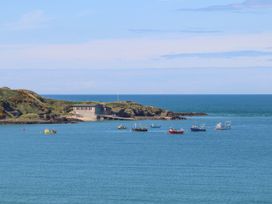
[168,128,184,135]
[44,129,57,135]
[191,124,206,132]
[117,124,127,130]
[132,127,148,132]
[215,121,231,130]
[132,124,148,132]
[150,124,161,128]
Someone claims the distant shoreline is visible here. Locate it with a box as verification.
[0,113,207,125]
[0,87,207,125]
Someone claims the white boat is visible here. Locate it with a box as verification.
[215,121,231,130]
[117,124,127,130]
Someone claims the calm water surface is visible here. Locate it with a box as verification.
[0,95,272,203]
[46,94,272,116]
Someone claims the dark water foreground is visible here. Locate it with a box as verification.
[0,116,272,204]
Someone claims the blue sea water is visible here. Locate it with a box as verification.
[46,94,272,116]
[1,95,272,204]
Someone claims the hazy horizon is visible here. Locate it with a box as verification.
[1,0,272,93]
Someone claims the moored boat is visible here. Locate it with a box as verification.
[168,128,184,135]
[150,124,161,128]
[132,127,148,132]
[132,124,148,132]
[191,125,206,132]
[117,124,127,130]
[215,121,231,130]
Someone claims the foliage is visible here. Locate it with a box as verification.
[0,87,174,122]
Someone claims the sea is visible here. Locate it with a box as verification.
[0,95,272,204]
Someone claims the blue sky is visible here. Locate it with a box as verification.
[0,0,272,94]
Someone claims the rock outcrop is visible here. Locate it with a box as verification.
[0,87,73,123]
[0,87,207,124]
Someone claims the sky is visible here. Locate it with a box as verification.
[0,0,272,94]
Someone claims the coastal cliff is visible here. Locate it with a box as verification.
[0,87,74,123]
[0,87,207,124]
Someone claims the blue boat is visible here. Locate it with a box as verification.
[150,124,161,128]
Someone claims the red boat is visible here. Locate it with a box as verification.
[168,128,185,135]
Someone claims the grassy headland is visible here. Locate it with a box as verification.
[0,87,207,124]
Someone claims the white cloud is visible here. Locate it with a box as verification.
[128,28,221,34]
[4,10,49,30]
[0,33,272,70]
[179,0,272,11]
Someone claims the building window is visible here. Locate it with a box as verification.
[73,106,98,111]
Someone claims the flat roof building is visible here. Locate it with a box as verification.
[71,104,105,121]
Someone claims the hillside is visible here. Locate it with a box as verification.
[0,87,74,123]
[0,87,206,124]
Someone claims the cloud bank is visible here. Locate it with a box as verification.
[128,28,221,34]
[179,0,272,11]
[4,10,49,30]
[0,33,272,70]
[162,50,272,59]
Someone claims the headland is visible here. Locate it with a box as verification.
[0,87,207,124]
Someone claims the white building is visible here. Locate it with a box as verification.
[71,104,105,121]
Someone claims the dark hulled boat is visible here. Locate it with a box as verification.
[132,124,148,132]
[191,125,206,132]
[132,127,148,132]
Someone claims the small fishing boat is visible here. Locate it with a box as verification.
[44,129,57,135]
[191,124,206,132]
[132,124,148,132]
[150,124,161,128]
[132,127,148,132]
[117,124,127,130]
[168,128,184,135]
[215,121,231,130]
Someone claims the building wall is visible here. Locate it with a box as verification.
[72,106,98,121]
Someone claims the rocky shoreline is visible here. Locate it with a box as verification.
[0,87,207,124]
[0,118,80,124]
[0,114,206,124]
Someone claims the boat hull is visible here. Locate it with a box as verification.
[215,121,231,130]
[168,129,184,134]
[132,128,148,132]
[117,126,127,130]
[191,128,206,132]
[215,127,231,130]
[150,124,161,128]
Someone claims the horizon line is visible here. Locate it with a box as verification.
[42,93,272,96]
